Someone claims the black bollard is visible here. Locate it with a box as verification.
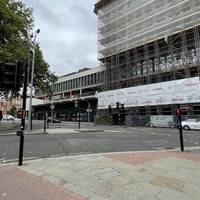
[176,108,184,152]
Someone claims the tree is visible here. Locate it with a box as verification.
[8,105,17,116]
[33,44,57,96]
[0,0,33,61]
[0,0,57,94]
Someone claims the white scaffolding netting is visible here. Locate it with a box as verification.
[97,0,200,59]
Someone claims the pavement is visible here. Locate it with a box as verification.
[1,149,200,200]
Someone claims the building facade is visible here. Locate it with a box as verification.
[35,66,105,121]
[94,0,200,120]
[0,97,22,117]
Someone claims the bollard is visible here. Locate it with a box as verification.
[16,130,24,166]
[176,108,184,152]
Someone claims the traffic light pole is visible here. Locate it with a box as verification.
[18,62,28,166]
[44,113,47,133]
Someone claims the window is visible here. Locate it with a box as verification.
[84,76,87,86]
[91,74,94,85]
[86,75,89,86]
[72,79,75,88]
[94,73,97,84]
[65,81,68,90]
[88,75,91,85]
[75,78,78,88]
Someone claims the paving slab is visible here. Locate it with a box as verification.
[0,165,86,200]
[1,150,200,200]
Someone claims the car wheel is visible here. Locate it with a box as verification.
[183,125,190,130]
[149,123,155,128]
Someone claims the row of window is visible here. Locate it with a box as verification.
[52,72,105,93]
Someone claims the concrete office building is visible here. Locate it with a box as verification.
[35,66,105,121]
[94,0,200,118]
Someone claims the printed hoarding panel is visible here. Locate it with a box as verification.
[98,77,200,109]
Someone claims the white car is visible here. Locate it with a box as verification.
[2,115,14,121]
[182,119,200,130]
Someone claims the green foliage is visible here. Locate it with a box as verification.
[34,45,57,96]
[8,105,17,116]
[0,0,33,61]
[0,0,57,94]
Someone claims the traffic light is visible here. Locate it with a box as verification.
[108,105,112,113]
[15,61,26,90]
[78,99,81,108]
[175,108,182,125]
[175,108,181,116]
[116,102,120,110]
[0,62,16,90]
[0,61,26,92]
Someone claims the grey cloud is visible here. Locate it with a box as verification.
[23,0,97,76]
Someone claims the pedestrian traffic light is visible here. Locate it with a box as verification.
[0,61,26,92]
[175,108,181,116]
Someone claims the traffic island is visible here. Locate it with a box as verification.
[74,128,104,132]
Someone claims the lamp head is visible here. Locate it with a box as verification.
[164,33,168,44]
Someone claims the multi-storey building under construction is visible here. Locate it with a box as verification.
[94,0,200,122]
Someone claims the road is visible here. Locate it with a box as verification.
[0,121,200,163]
[0,120,44,134]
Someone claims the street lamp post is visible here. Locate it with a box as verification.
[28,29,40,132]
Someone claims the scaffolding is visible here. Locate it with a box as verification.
[96,0,200,59]
[95,0,200,89]
[95,0,200,116]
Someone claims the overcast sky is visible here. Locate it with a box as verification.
[22,0,97,76]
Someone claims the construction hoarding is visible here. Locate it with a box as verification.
[98,77,200,109]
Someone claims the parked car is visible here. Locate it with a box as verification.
[182,118,200,130]
[149,115,174,128]
[132,115,150,127]
[2,115,14,121]
[47,117,61,123]
[14,118,21,121]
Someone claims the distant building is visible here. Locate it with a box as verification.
[34,66,105,121]
[0,96,22,116]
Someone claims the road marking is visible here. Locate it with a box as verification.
[105,130,122,133]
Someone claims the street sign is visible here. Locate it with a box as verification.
[86,109,92,112]
[50,104,55,110]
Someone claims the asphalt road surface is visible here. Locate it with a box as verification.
[0,122,200,163]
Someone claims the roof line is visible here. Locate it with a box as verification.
[94,0,115,14]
